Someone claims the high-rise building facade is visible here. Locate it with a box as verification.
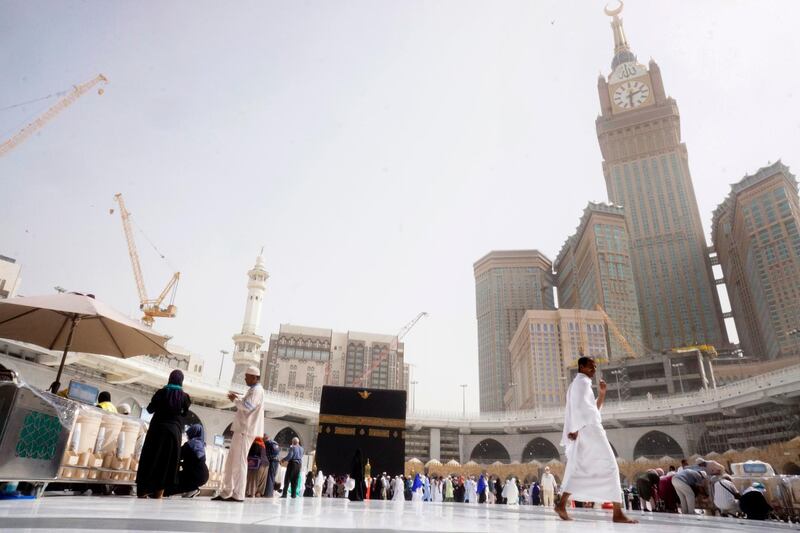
[712,161,800,360]
[507,309,608,410]
[0,255,21,299]
[474,250,555,412]
[555,202,644,359]
[261,324,405,401]
[231,252,268,383]
[595,5,727,352]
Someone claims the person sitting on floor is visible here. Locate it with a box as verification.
[165,424,209,498]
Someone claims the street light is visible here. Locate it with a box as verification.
[410,380,419,413]
[218,350,229,384]
[672,362,685,394]
[460,384,468,418]
[609,369,623,403]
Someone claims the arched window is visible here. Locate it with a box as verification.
[274,426,300,448]
[633,431,684,459]
[782,462,800,475]
[521,437,560,462]
[469,439,510,464]
[182,409,203,429]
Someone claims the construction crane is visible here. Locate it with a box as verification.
[350,312,429,388]
[595,304,644,360]
[0,74,107,157]
[672,344,718,357]
[112,193,180,327]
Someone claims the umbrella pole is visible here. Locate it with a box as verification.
[49,315,80,394]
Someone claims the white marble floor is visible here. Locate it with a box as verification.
[0,496,794,532]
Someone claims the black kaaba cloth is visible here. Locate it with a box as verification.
[315,386,406,477]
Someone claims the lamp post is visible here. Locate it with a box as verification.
[410,380,419,413]
[218,350,229,384]
[672,362,685,394]
[460,384,468,418]
[609,369,623,403]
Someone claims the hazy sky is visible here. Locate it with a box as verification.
[2,1,799,412]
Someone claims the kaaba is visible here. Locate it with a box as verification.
[315,385,406,477]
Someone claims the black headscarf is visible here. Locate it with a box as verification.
[168,369,184,385]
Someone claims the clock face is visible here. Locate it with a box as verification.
[612,80,650,110]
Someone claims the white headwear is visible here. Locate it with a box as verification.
[245,365,261,377]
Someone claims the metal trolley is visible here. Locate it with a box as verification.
[0,369,227,497]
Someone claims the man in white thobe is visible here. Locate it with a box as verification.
[541,466,557,507]
[554,357,636,524]
[213,366,265,502]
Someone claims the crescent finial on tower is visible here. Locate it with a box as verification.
[605,0,636,70]
[604,0,624,18]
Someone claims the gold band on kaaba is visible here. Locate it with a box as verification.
[318,414,405,429]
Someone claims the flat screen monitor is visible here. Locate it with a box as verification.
[67,380,99,405]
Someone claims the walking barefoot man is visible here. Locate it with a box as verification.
[554,356,637,524]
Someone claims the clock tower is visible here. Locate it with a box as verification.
[595,2,728,352]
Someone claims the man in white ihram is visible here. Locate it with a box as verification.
[540,466,557,507]
[212,366,264,502]
[554,356,636,524]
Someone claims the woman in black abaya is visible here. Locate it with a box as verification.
[136,370,191,498]
[348,449,365,501]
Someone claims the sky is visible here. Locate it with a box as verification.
[2,1,799,413]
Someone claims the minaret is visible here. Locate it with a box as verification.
[231,250,268,384]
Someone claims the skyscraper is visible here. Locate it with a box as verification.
[595,4,727,352]
[555,202,644,359]
[0,255,21,299]
[474,250,555,412]
[260,324,406,401]
[712,161,800,360]
[508,309,608,410]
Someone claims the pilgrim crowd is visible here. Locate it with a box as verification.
[113,361,780,522]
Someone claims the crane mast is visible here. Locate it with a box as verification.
[113,193,180,326]
[595,303,645,359]
[351,311,428,387]
[0,74,107,157]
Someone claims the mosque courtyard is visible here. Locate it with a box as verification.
[0,496,794,533]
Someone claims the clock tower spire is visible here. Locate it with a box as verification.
[605,1,637,69]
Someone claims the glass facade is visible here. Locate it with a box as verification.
[712,163,800,360]
[474,251,555,412]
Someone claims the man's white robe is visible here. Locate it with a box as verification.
[313,471,324,497]
[220,383,265,500]
[541,471,557,506]
[466,478,478,504]
[559,373,622,504]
